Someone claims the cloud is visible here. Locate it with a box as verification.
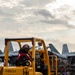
[0,0,75,52]
[46,1,75,28]
[21,0,50,7]
[40,19,67,24]
[34,9,54,19]
[0,0,23,8]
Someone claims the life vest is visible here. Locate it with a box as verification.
[17,53,31,60]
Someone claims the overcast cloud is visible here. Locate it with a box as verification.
[0,0,75,53]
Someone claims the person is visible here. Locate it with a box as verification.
[16,44,33,66]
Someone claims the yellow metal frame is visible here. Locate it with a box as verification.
[3,37,52,75]
[49,55,59,75]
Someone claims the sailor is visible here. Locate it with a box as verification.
[16,44,33,66]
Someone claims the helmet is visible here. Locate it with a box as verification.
[22,44,30,51]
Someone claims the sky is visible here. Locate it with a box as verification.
[0,0,75,53]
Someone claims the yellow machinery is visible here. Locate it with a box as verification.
[0,37,57,75]
[49,55,59,75]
